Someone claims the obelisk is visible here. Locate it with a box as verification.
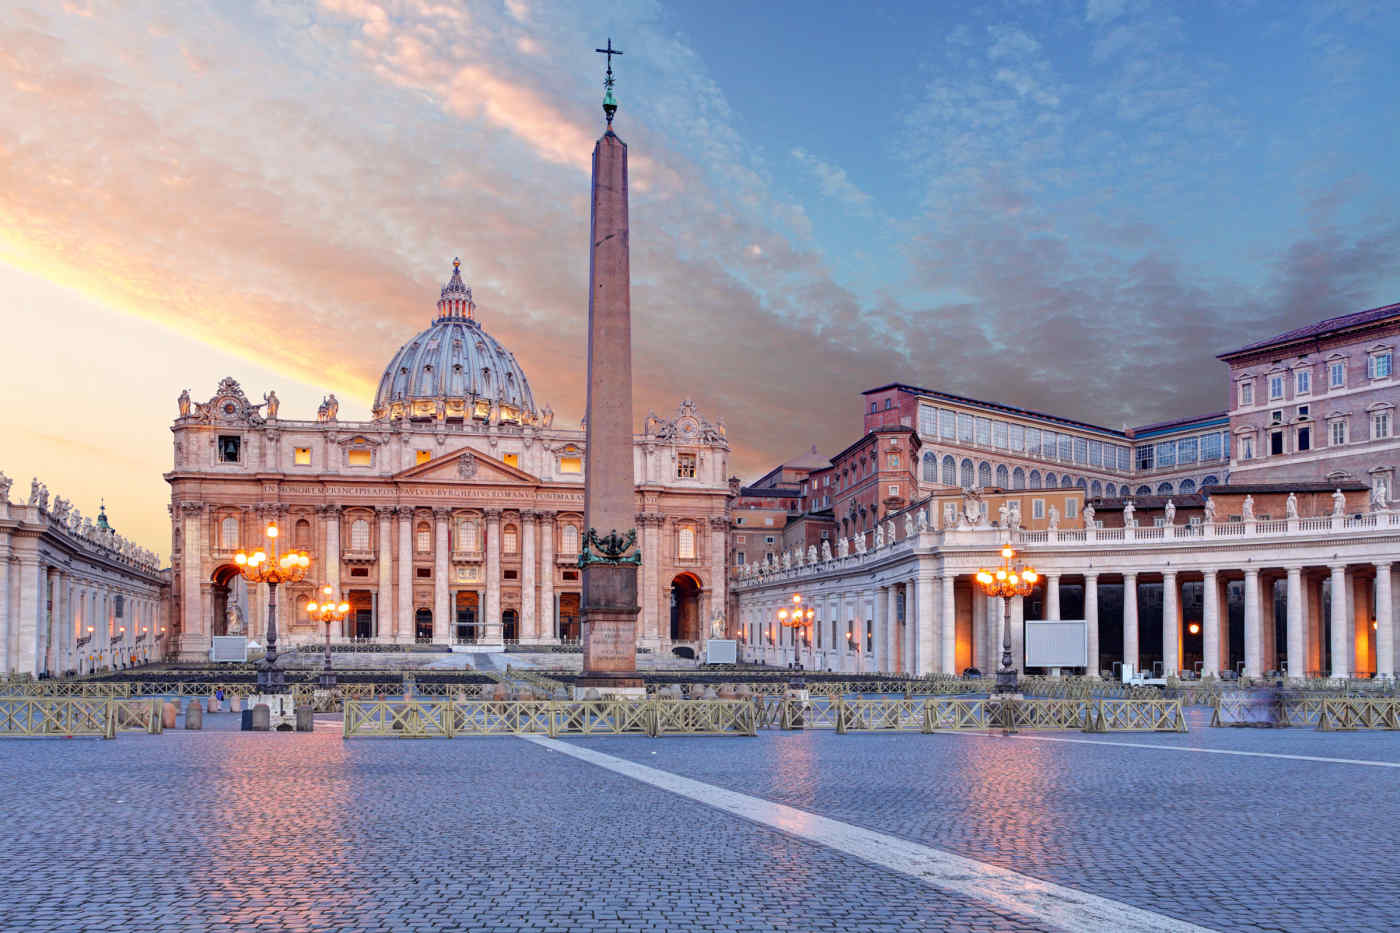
[579,39,642,691]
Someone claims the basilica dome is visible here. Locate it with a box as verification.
[372,260,537,424]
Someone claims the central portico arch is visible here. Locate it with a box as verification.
[670,572,703,643]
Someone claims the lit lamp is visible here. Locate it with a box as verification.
[975,545,1040,694]
[1188,622,1202,636]
[233,522,311,693]
[305,585,350,690]
[777,592,815,670]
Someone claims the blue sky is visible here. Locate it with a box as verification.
[2,0,1398,553]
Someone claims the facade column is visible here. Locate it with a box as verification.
[1046,573,1061,620]
[396,507,413,643]
[376,507,394,641]
[940,571,956,675]
[916,572,935,676]
[1242,568,1261,679]
[1329,565,1350,679]
[1122,572,1139,677]
[971,592,986,671]
[1202,569,1221,678]
[638,513,660,649]
[1260,575,1278,673]
[1011,593,1025,672]
[433,508,450,645]
[1378,563,1395,679]
[1162,571,1180,678]
[0,537,10,673]
[323,505,341,599]
[886,584,901,674]
[16,554,40,675]
[179,502,206,658]
[520,511,538,644]
[1305,574,1324,675]
[539,514,556,643]
[874,586,888,673]
[483,508,502,645]
[1084,573,1099,678]
[1285,567,1304,681]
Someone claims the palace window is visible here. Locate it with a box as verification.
[218,435,241,463]
[1009,424,1024,451]
[1074,438,1089,464]
[1296,369,1311,395]
[503,453,519,468]
[294,447,312,466]
[416,450,431,465]
[416,522,431,552]
[1057,434,1073,461]
[917,403,938,436]
[1012,467,1025,490]
[960,459,974,488]
[348,449,372,467]
[220,516,239,550]
[888,483,899,497]
[1297,404,1310,419]
[351,519,370,551]
[1032,499,1045,519]
[1330,418,1348,446]
[416,567,431,579]
[562,525,579,553]
[1137,446,1154,471]
[1239,381,1254,407]
[503,526,518,554]
[941,455,956,485]
[996,464,1010,488]
[939,409,956,439]
[1270,430,1285,456]
[678,526,696,559]
[1269,374,1284,400]
[1240,434,1256,460]
[677,453,697,479]
[1177,437,1198,464]
[957,414,974,443]
[559,456,582,474]
[1374,410,1392,439]
[1297,426,1311,451]
[975,418,991,445]
[1088,440,1103,467]
[1201,433,1222,461]
[993,421,1009,448]
[457,519,479,551]
[1025,428,1041,458]
[1329,361,1346,388]
[1065,499,1078,519]
[921,452,937,482]
[1368,350,1393,380]
[977,462,992,488]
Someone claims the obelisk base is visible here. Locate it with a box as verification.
[579,564,643,694]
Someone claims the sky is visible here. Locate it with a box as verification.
[3,0,1399,561]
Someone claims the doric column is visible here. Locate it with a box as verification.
[16,554,40,676]
[1123,572,1139,676]
[1201,569,1221,678]
[1046,574,1061,620]
[396,507,413,643]
[433,508,450,644]
[1329,565,1349,679]
[323,505,341,597]
[940,571,956,675]
[916,572,935,676]
[874,586,888,673]
[1084,573,1099,678]
[376,507,394,641]
[1306,574,1324,675]
[970,588,986,671]
[637,512,662,649]
[1242,568,1261,678]
[521,511,538,644]
[1377,563,1395,679]
[0,537,10,673]
[1162,571,1179,678]
[539,513,556,643]
[1285,566,1304,681]
[483,508,502,644]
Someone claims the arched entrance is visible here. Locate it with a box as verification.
[670,573,702,642]
[210,565,248,637]
[502,609,519,642]
[455,592,479,643]
[415,608,433,642]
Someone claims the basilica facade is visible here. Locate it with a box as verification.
[166,262,729,660]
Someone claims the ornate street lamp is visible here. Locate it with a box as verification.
[975,546,1040,694]
[234,522,311,693]
[777,592,815,669]
[305,585,350,690]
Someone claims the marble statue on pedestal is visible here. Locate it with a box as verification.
[1286,492,1299,519]
[1242,495,1256,521]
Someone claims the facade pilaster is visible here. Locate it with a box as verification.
[1162,571,1180,678]
[323,505,341,598]
[0,538,10,673]
[1260,574,1278,673]
[637,513,662,649]
[179,502,206,658]
[1011,593,1025,672]
[1329,565,1349,679]
[940,571,956,675]
[1123,572,1139,675]
[874,586,888,673]
[709,517,727,637]
[1242,568,1262,679]
[483,508,502,645]
[396,507,413,643]
[16,553,40,675]
[1046,573,1061,620]
[1084,573,1099,678]
[376,507,394,640]
[1202,569,1221,678]
[433,508,450,644]
[539,513,556,643]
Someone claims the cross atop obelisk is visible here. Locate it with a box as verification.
[578,39,642,693]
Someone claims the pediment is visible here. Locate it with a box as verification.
[393,446,539,484]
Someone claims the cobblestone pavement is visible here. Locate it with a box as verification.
[582,713,1400,933]
[4,712,1395,932]
[0,718,1043,933]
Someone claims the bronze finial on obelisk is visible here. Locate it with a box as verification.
[578,39,642,692]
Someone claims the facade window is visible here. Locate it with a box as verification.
[975,417,991,445]
[1270,430,1285,456]
[416,523,431,552]
[1026,428,1041,458]
[921,452,937,481]
[957,414,974,443]
[560,456,582,474]
[1368,350,1393,380]
[996,464,1010,488]
[1330,419,1348,446]
[888,483,899,497]
[220,516,239,549]
[1118,446,1132,471]
[1239,382,1254,407]
[1065,498,1078,519]
[678,526,696,559]
[1009,424,1024,451]
[940,455,956,485]
[218,435,241,463]
[734,552,745,565]
[764,535,775,544]
[1029,470,1041,489]
[1296,369,1311,395]
[1269,374,1284,399]
[1201,433,1222,462]
[884,398,892,410]
[503,527,518,554]
[869,402,877,414]
[458,519,480,551]
[1012,467,1025,490]
[1032,499,1045,519]
[939,408,956,439]
[960,459,974,488]
[1297,426,1311,452]
[351,519,370,550]
[918,403,938,436]
[294,447,312,466]
[1297,404,1310,419]
[1240,434,1256,460]
[977,462,992,488]
[1177,437,1198,464]
[1374,410,1392,439]
[1088,441,1103,467]
[993,421,1009,448]
[1074,438,1089,464]
[676,453,697,478]
[1091,480,1102,497]
[1137,446,1154,471]
[1329,361,1345,388]
[416,450,432,465]
[559,525,578,553]
[348,449,372,467]
[1056,434,1072,461]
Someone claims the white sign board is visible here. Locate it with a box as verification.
[210,636,249,663]
[1025,620,1087,668]
[705,639,738,665]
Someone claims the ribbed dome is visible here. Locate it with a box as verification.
[372,260,536,423]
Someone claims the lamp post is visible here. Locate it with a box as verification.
[975,545,1040,695]
[305,586,350,690]
[234,522,311,693]
[777,592,815,670]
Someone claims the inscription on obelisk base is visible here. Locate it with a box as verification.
[577,41,644,697]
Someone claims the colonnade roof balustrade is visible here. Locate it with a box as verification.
[734,509,1400,590]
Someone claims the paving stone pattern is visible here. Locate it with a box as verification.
[0,719,1045,933]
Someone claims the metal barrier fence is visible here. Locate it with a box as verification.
[0,696,163,738]
[1317,698,1400,731]
[765,695,1186,734]
[342,698,758,738]
[1209,694,1396,729]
